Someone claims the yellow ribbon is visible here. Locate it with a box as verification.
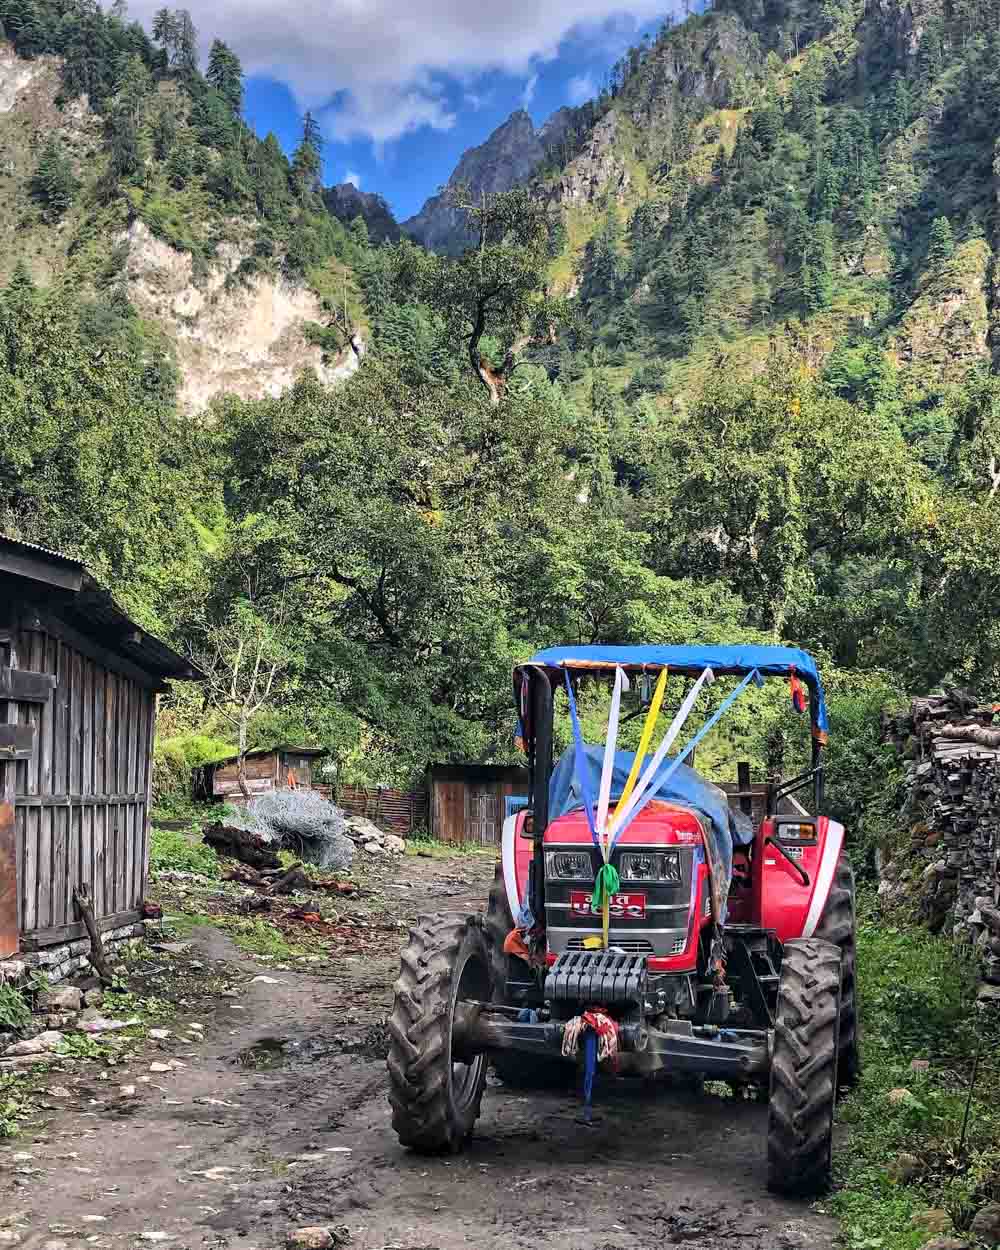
[618,668,668,811]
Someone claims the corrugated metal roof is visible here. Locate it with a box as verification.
[0,534,85,567]
[0,534,202,683]
[211,744,326,766]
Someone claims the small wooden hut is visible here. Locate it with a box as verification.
[427,764,529,846]
[195,745,326,803]
[0,537,199,968]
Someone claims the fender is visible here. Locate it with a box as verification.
[757,816,845,943]
[501,809,534,919]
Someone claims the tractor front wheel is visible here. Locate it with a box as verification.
[767,939,842,1197]
[388,913,490,1153]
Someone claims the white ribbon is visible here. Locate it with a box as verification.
[596,666,629,857]
[608,666,715,838]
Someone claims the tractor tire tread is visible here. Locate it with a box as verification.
[813,858,860,1088]
[767,938,842,1197]
[387,913,487,1154]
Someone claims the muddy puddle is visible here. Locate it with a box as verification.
[236,1022,390,1071]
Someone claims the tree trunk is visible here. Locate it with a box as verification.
[237,717,250,801]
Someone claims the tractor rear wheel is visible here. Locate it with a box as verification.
[484,864,573,1090]
[387,913,490,1153]
[767,938,842,1197]
[813,857,860,1088]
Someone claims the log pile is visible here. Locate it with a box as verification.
[884,691,1000,1003]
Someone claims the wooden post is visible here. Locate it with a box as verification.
[738,761,753,817]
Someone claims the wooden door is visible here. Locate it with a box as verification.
[466,787,499,845]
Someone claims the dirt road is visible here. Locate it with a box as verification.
[2,852,838,1250]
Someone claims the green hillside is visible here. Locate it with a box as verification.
[0,0,999,803]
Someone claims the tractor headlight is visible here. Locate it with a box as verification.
[545,851,593,880]
[618,850,682,883]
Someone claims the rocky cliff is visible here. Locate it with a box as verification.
[0,43,358,414]
[403,107,577,254]
[324,183,402,243]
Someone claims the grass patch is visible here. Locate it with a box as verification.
[149,826,221,879]
[831,890,1000,1249]
[405,836,494,859]
[214,916,305,960]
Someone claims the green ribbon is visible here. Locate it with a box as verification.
[591,862,620,913]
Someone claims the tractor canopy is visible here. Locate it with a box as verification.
[516,644,830,742]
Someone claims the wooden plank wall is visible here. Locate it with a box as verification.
[8,617,155,946]
[339,785,428,837]
[0,607,17,957]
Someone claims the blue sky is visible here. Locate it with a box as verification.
[130,1,680,223]
[242,13,664,221]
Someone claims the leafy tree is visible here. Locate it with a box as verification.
[182,538,303,798]
[422,187,563,404]
[0,278,212,630]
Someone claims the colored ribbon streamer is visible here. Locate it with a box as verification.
[618,667,668,812]
[595,666,629,850]
[591,862,620,942]
[609,666,716,840]
[617,668,763,843]
[563,669,599,845]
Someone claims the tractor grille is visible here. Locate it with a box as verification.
[670,936,686,955]
[565,937,654,955]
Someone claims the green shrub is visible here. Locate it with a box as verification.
[0,982,30,1034]
[149,826,221,878]
[152,732,233,804]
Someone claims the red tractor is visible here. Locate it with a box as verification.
[388,646,857,1196]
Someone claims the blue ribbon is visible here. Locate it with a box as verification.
[564,669,599,846]
[607,668,763,853]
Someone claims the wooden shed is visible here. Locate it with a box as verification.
[428,764,530,846]
[195,746,326,803]
[0,536,200,963]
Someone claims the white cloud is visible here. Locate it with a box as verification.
[127,1,677,145]
[567,72,597,105]
[521,73,538,109]
[344,169,361,188]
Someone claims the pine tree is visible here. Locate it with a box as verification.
[349,215,370,249]
[207,39,244,116]
[803,220,834,311]
[174,9,198,77]
[5,260,36,304]
[751,102,781,154]
[291,111,323,197]
[29,138,78,220]
[927,216,955,268]
[152,8,177,58]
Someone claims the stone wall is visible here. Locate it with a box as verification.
[0,923,145,987]
[881,693,1000,1008]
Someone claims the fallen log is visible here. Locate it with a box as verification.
[203,822,281,870]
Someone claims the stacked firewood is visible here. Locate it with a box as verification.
[884,691,1000,1002]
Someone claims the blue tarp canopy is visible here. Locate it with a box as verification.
[521,644,829,740]
[549,744,754,888]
